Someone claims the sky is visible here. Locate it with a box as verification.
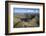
[13,8,39,13]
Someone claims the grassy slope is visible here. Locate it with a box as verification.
[13,15,39,28]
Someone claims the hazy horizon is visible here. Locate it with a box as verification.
[13,8,39,13]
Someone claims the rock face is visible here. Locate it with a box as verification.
[20,18,31,22]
